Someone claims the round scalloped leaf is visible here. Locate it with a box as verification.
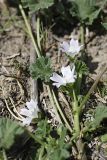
[21,0,54,13]
[0,118,24,149]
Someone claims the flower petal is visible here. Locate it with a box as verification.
[50,73,66,87]
[20,108,31,117]
[70,38,75,45]
[50,73,65,84]
[61,65,76,83]
[30,99,38,108]
[69,39,82,54]
[31,109,39,118]
[26,99,38,111]
[52,82,62,88]
[60,41,69,52]
[22,117,32,126]
[61,65,71,78]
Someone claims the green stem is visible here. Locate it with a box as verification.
[72,90,80,137]
[74,113,80,136]
[25,129,44,145]
[38,146,44,160]
[76,73,82,95]
[72,90,87,159]
[2,149,7,160]
[19,4,41,57]
[52,89,73,134]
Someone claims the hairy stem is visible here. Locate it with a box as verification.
[2,149,7,160]
[72,90,80,136]
[72,90,88,159]
[26,129,44,145]
[38,146,44,160]
[76,73,82,95]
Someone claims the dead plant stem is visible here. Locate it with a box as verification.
[80,64,107,111]
[19,4,41,58]
[52,89,73,134]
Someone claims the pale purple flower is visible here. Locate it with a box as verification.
[20,99,39,126]
[50,65,76,88]
[60,38,83,56]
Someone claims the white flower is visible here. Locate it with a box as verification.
[60,38,83,56]
[20,99,39,126]
[50,65,76,88]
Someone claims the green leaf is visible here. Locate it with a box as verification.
[0,151,4,160]
[88,8,101,25]
[100,134,107,142]
[30,56,52,82]
[93,105,107,128]
[102,23,107,30]
[84,105,107,133]
[87,105,107,131]
[45,125,70,160]
[75,60,89,75]
[70,0,101,24]
[35,119,52,141]
[0,118,24,149]
[35,123,70,160]
[21,0,54,13]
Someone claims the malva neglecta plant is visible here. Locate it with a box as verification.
[1,0,107,160]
